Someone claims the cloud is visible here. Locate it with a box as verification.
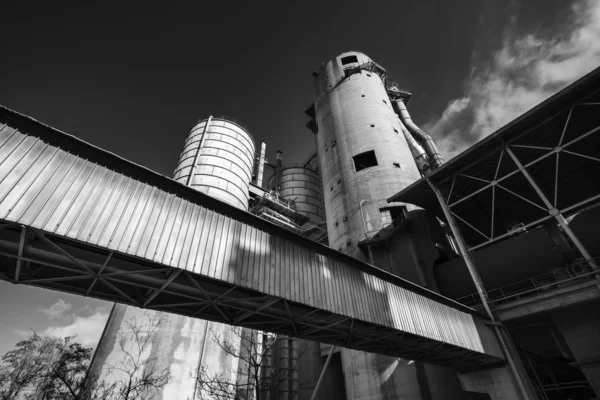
[427,0,600,160]
[40,299,73,319]
[14,328,33,337]
[41,310,110,348]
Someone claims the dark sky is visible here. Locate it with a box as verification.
[0,0,579,356]
[1,0,507,173]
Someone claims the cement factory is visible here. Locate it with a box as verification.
[0,51,599,400]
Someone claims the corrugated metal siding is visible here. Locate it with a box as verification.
[0,124,487,354]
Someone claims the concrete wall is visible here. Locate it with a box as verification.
[553,301,600,396]
[313,51,421,257]
[459,368,522,400]
[90,305,242,399]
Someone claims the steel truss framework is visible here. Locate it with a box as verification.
[0,222,499,372]
[0,104,507,372]
[389,67,600,265]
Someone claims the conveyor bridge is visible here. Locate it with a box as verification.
[0,106,504,371]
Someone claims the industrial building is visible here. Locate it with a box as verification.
[0,51,598,399]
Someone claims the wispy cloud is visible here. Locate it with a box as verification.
[426,0,600,160]
[40,299,73,319]
[42,310,109,348]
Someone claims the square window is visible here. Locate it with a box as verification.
[393,163,401,168]
[341,55,359,65]
[353,150,378,172]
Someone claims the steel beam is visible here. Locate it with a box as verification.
[505,146,599,271]
[428,178,536,400]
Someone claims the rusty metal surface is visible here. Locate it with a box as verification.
[0,107,504,370]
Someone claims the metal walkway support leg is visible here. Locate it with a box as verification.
[311,346,335,400]
[428,179,536,400]
[505,146,599,271]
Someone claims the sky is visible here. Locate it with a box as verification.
[1,0,599,358]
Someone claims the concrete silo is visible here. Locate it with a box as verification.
[309,51,461,400]
[311,51,421,256]
[173,116,256,210]
[269,166,325,225]
[90,117,255,400]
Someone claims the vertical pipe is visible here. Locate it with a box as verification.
[275,151,283,192]
[256,142,267,188]
[359,200,369,239]
[311,346,335,400]
[186,116,212,187]
[427,179,536,400]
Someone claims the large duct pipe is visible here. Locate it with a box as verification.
[393,99,444,170]
[398,119,431,175]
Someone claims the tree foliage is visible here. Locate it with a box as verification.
[0,310,170,400]
[0,333,92,400]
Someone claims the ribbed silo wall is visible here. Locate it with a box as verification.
[90,118,254,400]
[312,52,464,400]
[173,117,255,210]
[269,166,325,224]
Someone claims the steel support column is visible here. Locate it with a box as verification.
[505,146,599,271]
[428,179,536,400]
[311,345,335,400]
[186,115,212,186]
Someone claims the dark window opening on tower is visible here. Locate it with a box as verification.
[393,128,398,133]
[380,206,406,228]
[341,55,358,65]
[393,163,401,168]
[353,150,378,172]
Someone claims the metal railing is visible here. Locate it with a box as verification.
[455,257,600,308]
[252,191,297,211]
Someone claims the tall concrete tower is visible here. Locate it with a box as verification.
[90,117,255,400]
[309,51,463,400]
[311,51,421,257]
